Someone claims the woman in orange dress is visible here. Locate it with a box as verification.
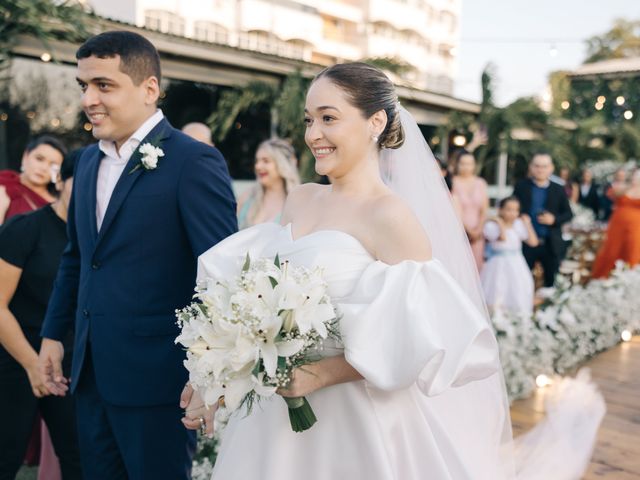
[591,169,640,278]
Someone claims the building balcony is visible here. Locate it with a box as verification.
[315,0,363,24]
[315,37,362,62]
[238,0,323,46]
[367,0,429,34]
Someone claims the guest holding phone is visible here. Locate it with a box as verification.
[512,153,573,287]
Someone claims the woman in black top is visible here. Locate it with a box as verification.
[0,150,82,479]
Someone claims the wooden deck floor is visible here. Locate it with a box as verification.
[510,336,640,479]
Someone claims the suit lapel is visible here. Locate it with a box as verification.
[94,119,172,250]
[86,148,103,244]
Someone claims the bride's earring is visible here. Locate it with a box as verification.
[372,134,379,143]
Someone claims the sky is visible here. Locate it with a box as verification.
[455,0,640,106]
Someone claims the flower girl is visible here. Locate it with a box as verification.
[481,196,539,314]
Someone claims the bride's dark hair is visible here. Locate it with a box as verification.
[313,62,405,150]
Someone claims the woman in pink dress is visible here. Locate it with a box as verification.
[452,150,489,270]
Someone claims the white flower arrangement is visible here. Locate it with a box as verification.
[493,263,640,401]
[568,201,597,232]
[586,159,638,184]
[176,254,340,434]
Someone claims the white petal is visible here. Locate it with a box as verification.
[252,374,277,397]
[203,385,225,407]
[275,339,305,357]
[260,340,278,377]
[223,376,253,411]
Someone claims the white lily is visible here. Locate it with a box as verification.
[291,301,335,338]
[258,314,304,377]
[252,372,277,397]
[221,362,257,410]
[275,271,334,336]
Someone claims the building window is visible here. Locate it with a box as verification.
[238,31,279,55]
[144,10,185,36]
[323,16,357,43]
[282,40,307,60]
[194,21,229,44]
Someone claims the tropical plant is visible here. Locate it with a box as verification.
[207,71,315,180]
[0,0,90,76]
[584,18,640,63]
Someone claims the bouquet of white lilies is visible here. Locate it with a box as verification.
[176,254,340,432]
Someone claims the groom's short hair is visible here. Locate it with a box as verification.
[76,31,161,85]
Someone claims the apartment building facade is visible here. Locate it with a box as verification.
[86,0,460,94]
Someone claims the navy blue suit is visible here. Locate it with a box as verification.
[42,118,238,479]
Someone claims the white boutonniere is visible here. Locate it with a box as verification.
[129,142,165,174]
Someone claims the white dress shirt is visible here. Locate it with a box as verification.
[96,110,164,230]
[580,183,591,197]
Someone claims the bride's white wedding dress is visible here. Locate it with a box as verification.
[198,222,513,480]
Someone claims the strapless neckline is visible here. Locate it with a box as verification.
[285,223,375,260]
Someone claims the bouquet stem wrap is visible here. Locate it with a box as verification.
[284,396,317,432]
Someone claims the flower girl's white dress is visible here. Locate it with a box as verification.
[197,223,603,480]
[480,219,534,314]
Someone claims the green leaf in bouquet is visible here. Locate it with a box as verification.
[196,303,208,316]
[277,356,288,372]
[274,254,281,269]
[242,253,251,272]
[269,276,279,289]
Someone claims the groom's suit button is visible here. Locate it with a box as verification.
[92,262,101,270]
[82,309,89,317]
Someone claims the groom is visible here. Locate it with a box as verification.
[38,31,237,479]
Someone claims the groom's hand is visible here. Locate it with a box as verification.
[38,338,69,396]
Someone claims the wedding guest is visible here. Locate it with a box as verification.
[601,168,628,221]
[577,168,600,216]
[481,197,539,315]
[558,166,578,201]
[446,128,487,175]
[237,138,300,229]
[182,122,214,146]
[591,169,640,278]
[0,136,66,225]
[451,150,488,270]
[0,135,66,473]
[513,153,573,287]
[0,150,81,480]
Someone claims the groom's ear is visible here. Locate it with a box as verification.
[142,75,161,106]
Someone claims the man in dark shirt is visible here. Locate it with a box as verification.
[513,153,573,287]
[578,168,600,216]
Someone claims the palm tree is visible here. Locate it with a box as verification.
[207,71,315,180]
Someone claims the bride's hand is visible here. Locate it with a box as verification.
[181,384,218,437]
[277,364,325,398]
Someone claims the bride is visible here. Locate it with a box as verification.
[181,63,601,479]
